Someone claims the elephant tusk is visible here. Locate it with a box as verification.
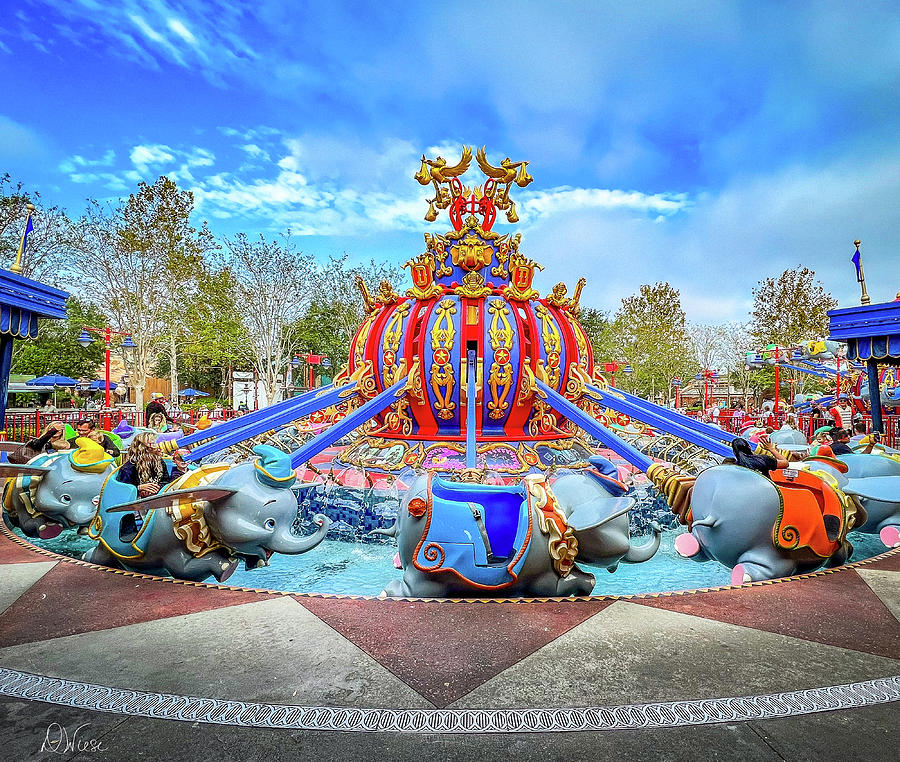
[689,515,717,528]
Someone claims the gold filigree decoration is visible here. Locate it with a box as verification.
[352,311,379,366]
[355,275,378,314]
[456,270,492,299]
[503,250,543,301]
[535,303,563,388]
[487,300,514,419]
[547,282,568,308]
[570,317,591,371]
[377,280,400,305]
[517,363,538,406]
[381,302,410,386]
[415,146,473,221]
[404,252,444,300]
[528,398,560,437]
[475,146,534,224]
[563,362,591,401]
[569,277,586,315]
[525,474,578,577]
[449,233,493,271]
[429,299,457,420]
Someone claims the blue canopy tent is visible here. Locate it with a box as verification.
[26,374,78,387]
[179,388,209,397]
[25,374,78,407]
[89,380,117,391]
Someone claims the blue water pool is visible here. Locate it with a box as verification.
[13,526,891,597]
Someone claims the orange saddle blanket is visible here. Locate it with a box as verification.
[770,469,845,558]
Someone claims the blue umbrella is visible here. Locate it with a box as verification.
[179,388,210,397]
[26,374,78,387]
[90,380,117,391]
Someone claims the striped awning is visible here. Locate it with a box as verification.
[0,304,40,339]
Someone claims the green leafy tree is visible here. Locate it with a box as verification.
[749,267,838,404]
[295,255,403,372]
[72,177,215,408]
[610,283,698,401]
[576,307,617,365]
[750,266,838,346]
[11,298,106,379]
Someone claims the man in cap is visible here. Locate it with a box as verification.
[145,392,169,423]
[828,394,852,429]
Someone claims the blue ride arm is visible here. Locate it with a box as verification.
[586,386,733,458]
[185,383,354,461]
[178,383,336,448]
[600,386,736,446]
[776,362,833,379]
[535,379,654,472]
[290,377,408,469]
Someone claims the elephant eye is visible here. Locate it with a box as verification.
[60,494,72,503]
[264,518,276,530]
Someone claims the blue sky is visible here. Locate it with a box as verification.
[2,0,899,323]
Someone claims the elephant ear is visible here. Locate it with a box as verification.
[105,486,237,513]
[566,497,635,531]
[0,463,51,478]
[843,476,900,502]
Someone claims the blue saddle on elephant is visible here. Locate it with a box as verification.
[412,476,532,589]
[89,462,175,559]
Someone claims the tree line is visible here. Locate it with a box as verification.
[1,173,836,408]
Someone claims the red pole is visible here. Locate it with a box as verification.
[104,330,111,409]
[308,363,314,390]
[774,348,780,418]
[836,356,841,397]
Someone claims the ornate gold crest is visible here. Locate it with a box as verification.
[449,233,492,271]
[457,271,492,299]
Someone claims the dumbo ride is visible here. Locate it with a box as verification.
[673,456,863,584]
[84,445,331,582]
[376,459,660,598]
[2,438,114,539]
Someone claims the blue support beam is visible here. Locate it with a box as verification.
[586,385,733,458]
[535,380,653,472]
[290,377,408,469]
[607,386,737,445]
[179,383,337,448]
[185,383,352,461]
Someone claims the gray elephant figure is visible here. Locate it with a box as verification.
[769,425,809,454]
[1,439,115,539]
[376,465,660,598]
[826,454,900,549]
[84,445,331,582]
[674,462,861,584]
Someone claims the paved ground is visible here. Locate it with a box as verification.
[1,523,898,760]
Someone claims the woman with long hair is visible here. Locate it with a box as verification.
[116,433,186,497]
[731,435,788,478]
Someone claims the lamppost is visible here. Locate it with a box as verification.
[672,376,681,409]
[622,364,633,393]
[77,327,136,409]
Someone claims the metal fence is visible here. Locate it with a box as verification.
[1,408,244,442]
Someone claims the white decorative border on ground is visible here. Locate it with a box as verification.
[1,668,898,733]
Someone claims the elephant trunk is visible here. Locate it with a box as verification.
[286,513,332,553]
[369,520,398,538]
[622,522,662,564]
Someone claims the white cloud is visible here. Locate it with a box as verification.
[520,187,689,220]
[167,18,197,46]
[0,115,47,159]
[130,144,176,171]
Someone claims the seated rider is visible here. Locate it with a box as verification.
[7,421,71,463]
[67,418,120,458]
[116,433,187,498]
[829,428,853,456]
[731,435,788,478]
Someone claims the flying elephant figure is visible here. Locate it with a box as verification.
[673,459,864,584]
[1,439,115,539]
[820,454,900,549]
[84,445,331,582]
[375,459,661,598]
